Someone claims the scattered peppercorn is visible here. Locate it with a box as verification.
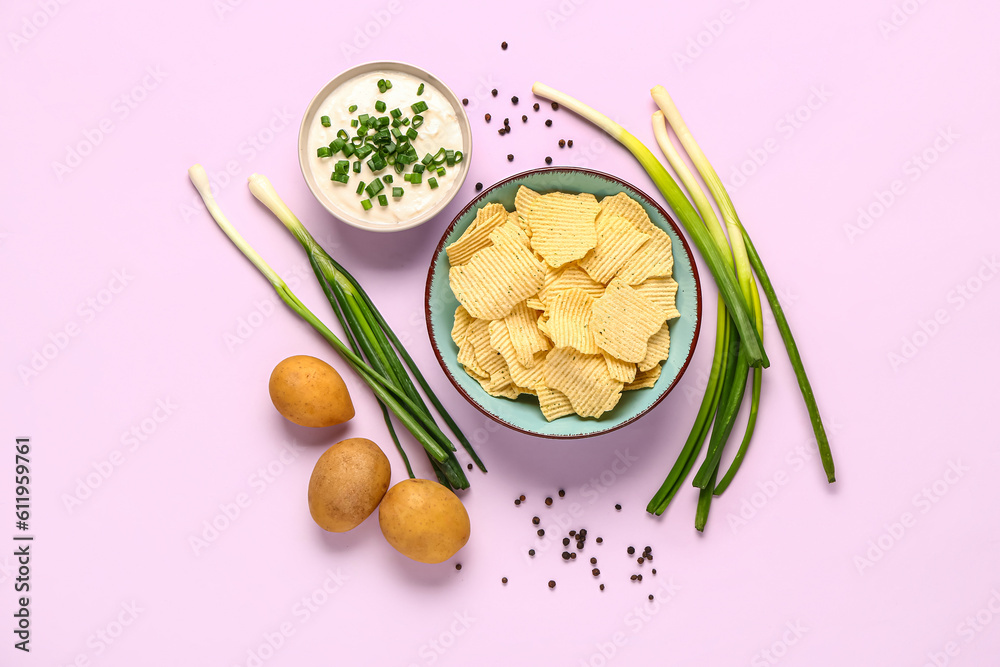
[511,96,519,104]
[485,113,491,122]
[537,529,545,537]
[627,546,635,555]
[520,495,526,501]
[570,552,577,560]
[462,98,469,106]
[501,41,508,50]
[548,580,556,588]
[596,537,603,544]
[648,595,654,601]
[514,499,520,506]
[576,541,584,550]
[651,569,657,575]
[569,530,576,537]
[545,497,553,506]
[475,182,483,191]
[545,119,552,127]
[562,552,571,560]
[521,115,528,122]
[533,102,540,111]
[498,128,506,136]
[502,577,508,584]
[600,584,605,591]
[529,549,535,557]
[532,516,540,525]
[456,564,462,571]
[590,557,597,565]
[507,154,514,162]
[615,504,622,511]
[491,89,498,97]
[630,575,638,581]
[637,574,643,581]
[558,139,566,148]
[551,102,559,110]
[563,538,571,547]
[592,568,600,576]
[467,463,473,470]
[558,489,565,497]
[637,557,645,564]
[545,157,552,165]
[567,139,574,148]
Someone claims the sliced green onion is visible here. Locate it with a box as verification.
[392,187,404,197]
[348,104,358,113]
[453,151,464,163]
[317,146,332,158]
[445,149,456,166]
[354,144,373,159]
[382,175,393,184]
[335,160,349,174]
[329,138,345,153]
[356,180,366,195]
[411,101,428,114]
[403,174,412,183]
[330,172,349,184]
[360,198,372,211]
[375,100,386,113]
[377,116,390,128]
[358,113,369,125]
[320,115,331,127]
[437,167,446,177]
[412,163,425,174]
[336,129,348,141]
[365,179,384,197]
[417,83,425,96]
[410,173,422,184]
[377,79,387,93]
[411,115,424,129]
[342,143,355,158]
[353,161,361,173]
[428,177,438,189]
[390,108,402,119]
[377,194,388,206]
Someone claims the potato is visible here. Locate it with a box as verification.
[379,479,470,563]
[269,355,354,427]
[308,438,390,532]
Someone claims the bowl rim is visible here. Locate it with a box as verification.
[296,60,473,233]
[424,166,703,439]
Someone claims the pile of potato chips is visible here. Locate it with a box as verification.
[448,186,680,421]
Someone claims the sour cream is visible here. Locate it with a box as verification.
[305,69,467,226]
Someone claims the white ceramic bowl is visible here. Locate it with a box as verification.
[297,61,473,233]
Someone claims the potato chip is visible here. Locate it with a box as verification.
[525,297,546,312]
[578,214,650,284]
[489,320,545,389]
[604,353,637,383]
[446,203,507,266]
[451,305,473,347]
[537,311,551,337]
[504,301,551,368]
[449,226,546,319]
[473,371,523,399]
[539,264,606,304]
[537,387,575,421]
[632,276,680,321]
[500,218,531,247]
[597,193,674,284]
[543,348,624,418]
[625,364,661,390]
[466,318,510,390]
[591,278,666,363]
[515,185,541,220]
[508,210,531,238]
[639,322,671,372]
[527,192,599,268]
[546,288,599,354]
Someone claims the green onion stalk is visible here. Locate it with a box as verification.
[530,82,835,529]
[188,165,483,491]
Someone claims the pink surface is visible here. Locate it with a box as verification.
[3,1,1000,665]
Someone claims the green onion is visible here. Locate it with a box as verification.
[382,175,393,184]
[377,194,388,206]
[354,144,373,159]
[348,104,358,113]
[390,108,402,118]
[329,138,345,153]
[453,151,464,163]
[353,161,361,173]
[392,187,404,197]
[377,79,387,93]
[358,113,370,125]
[316,147,332,158]
[356,180,365,195]
[406,128,418,141]
[437,167,446,177]
[428,177,438,189]
[411,101,428,114]
[410,173,422,184]
[411,115,424,129]
[365,179,384,197]
[375,100,386,113]
[417,82,425,96]
[330,172,349,184]
[403,174,412,183]
[320,115,331,127]
[361,198,372,211]
[412,163,425,174]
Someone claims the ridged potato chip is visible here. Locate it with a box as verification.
[449,226,546,320]
[639,322,671,372]
[537,387,575,421]
[625,364,661,390]
[489,320,545,390]
[446,203,507,266]
[515,185,541,220]
[504,301,551,368]
[579,213,650,284]
[527,192,599,268]
[539,264,606,305]
[543,348,624,418]
[452,305,473,347]
[466,318,510,391]
[632,276,680,321]
[546,288,599,354]
[592,278,666,363]
[597,193,674,284]
[604,353,638,384]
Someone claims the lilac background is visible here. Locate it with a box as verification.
[3,0,999,665]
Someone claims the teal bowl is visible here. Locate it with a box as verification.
[425,168,702,438]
